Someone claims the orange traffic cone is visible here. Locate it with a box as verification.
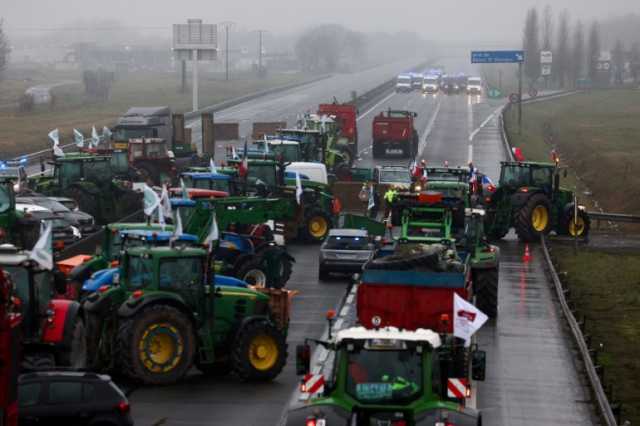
[522,244,531,263]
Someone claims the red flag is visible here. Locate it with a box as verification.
[512,147,525,162]
[238,139,249,178]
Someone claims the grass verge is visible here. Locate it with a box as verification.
[504,89,640,215]
[552,246,640,424]
[0,69,308,157]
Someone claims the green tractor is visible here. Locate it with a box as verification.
[484,161,590,241]
[29,153,141,225]
[83,244,289,384]
[0,177,43,249]
[286,326,485,425]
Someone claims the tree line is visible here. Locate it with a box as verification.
[522,6,640,88]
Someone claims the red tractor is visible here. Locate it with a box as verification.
[318,102,358,155]
[0,268,21,426]
[372,109,419,158]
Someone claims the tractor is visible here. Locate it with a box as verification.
[0,177,43,250]
[29,153,141,225]
[83,245,289,385]
[0,261,22,426]
[0,244,87,370]
[286,326,485,425]
[484,161,590,241]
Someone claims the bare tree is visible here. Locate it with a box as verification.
[555,10,570,88]
[541,5,554,51]
[587,21,601,80]
[0,19,9,82]
[569,20,585,86]
[612,39,625,85]
[523,8,541,84]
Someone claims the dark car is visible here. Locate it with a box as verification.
[15,202,81,251]
[18,371,133,426]
[18,196,97,235]
[318,229,374,280]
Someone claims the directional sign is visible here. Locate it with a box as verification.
[488,88,502,99]
[471,50,524,64]
[540,51,553,64]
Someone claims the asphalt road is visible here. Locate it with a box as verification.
[128,58,598,425]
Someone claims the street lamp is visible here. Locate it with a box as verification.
[218,21,236,81]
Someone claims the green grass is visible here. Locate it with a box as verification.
[552,247,640,424]
[0,69,307,156]
[504,90,640,214]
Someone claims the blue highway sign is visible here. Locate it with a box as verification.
[471,50,525,64]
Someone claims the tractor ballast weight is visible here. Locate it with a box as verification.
[485,161,590,241]
[83,245,290,385]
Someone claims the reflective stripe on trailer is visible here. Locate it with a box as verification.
[301,373,325,395]
[447,377,469,399]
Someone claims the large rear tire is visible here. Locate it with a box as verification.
[303,210,332,243]
[474,269,499,319]
[515,193,552,242]
[236,259,269,289]
[232,320,287,382]
[116,305,195,385]
[561,206,591,238]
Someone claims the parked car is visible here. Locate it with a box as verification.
[318,229,374,280]
[18,196,97,235]
[374,165,412,190]
[18,371,133,426]
[50,197,80,212]
[16,203,81,250]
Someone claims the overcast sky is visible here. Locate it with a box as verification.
[4,0,638,42]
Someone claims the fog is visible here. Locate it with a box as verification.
[4,0,638,43]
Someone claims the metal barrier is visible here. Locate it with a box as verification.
[541,237,618,426]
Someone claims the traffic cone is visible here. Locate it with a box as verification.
[522,244,531,263]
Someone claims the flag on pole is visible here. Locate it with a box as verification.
[453,293,488,347]
[209,158,217,174]
[422,167,428,181]
[203,212,219,252]
[409,159,417,176]
[102,126,112,142]
[91,126,100,148]
[263,135,270,155]
[73,129,85,148]
[180,178,189,199]
[171,209,183,243]
[238,138,249,178]
[367,185,376,211]
[512,147,525,162]
[295,172,303,205]
[231,146,239,160]
[48,129,65,157]
[29,221,53,270]
[160,184,172,220]
[143,184,160,216]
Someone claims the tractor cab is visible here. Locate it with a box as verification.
[178,172,234,196]
[288,326,484,425]
[254,139,302,163]
[498,161,556,194]
[51,154,114,189]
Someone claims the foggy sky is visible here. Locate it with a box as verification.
[4,0,638,42]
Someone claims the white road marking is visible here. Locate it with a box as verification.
[468,144,474,163]
[356,92,396,122]
[417,97,442,157]
[468,106,502,143]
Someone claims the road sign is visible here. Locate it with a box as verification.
[471,50,524,64]
[509,93,520,103]
[528,88,538,98]
[540,51,553,64]
[488,88,502,99]
[541,64,552,76]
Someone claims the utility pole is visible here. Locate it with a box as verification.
[518,62,523,133]
[218,21,235,81]
[255,29,268,77]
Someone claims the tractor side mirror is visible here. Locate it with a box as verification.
[296,343,311,376]
[471,350,486,381]
[53,270,68,295]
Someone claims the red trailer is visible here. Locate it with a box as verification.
[318,103,358,153]
[371,110,419,158]
[0,270,22,426]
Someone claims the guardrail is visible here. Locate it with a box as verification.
[541,237,619,426]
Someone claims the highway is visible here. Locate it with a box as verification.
[125,59,598,425]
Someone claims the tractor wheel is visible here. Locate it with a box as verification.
[304,210,332,243]
[273,253,293,287]
[515,194,552,242]
[116,305,195,385]
[340,147,354,167]
[474,269,499,319]
[562,207,591,238]
[85,312,104,370]
[237,259,269,288]
[232,320,287,382]
[57,316,88,369]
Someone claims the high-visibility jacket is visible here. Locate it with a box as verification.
[384,189,397,203]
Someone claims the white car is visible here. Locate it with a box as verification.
[467,77,483,94]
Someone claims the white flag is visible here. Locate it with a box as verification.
[143,184,160,216]
[102,126,112,142]
[48,129,64,157]
[263,136,270,155]
[295,172,303,205]
[453,293,488,347]
[91,126,100,148]
[209,158,217,174]
[73,129,84,148]
[160,184,172,219]
[231,146,239,160]
[171,209,183,242]
[203,212,219,251]
[180,178,189,199]
[367,185,376,211]
[29,221,53,270]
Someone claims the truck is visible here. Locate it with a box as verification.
[372,110,419,159]
[286,325,485,425]
[395,74,413,93]
[83,244,290,384]
[0,266,22,426]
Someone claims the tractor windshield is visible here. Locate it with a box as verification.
[84,160,112,183]
[110,151,129,174]
[186,177,230,193]
[346,347,423,404]
[500,165,530,188]
[127,255,154,290]
[270,144,300,162]
[158,257,203,291]
[0,183,12,213]
[248,165,277,189]
[380,170,411,184]
[58,162,82,188]
[113,126,156,141]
